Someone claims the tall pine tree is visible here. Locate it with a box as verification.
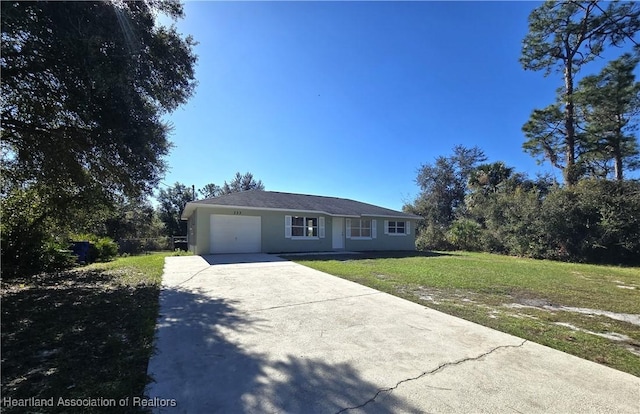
[575,53,640,180]
[520,0,640,185]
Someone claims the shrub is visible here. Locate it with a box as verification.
[117,237,170,255]
[540,180,640,264]
[71,233,118,263]
[466,179,640,264]
[1,188,76,277]
[42,240,77,272]
[144,237,170,251]
[446,219,482,251]
[416,224,451,251]
[94,237,118,261]
[466,186,546,257]
[498,189,547,259]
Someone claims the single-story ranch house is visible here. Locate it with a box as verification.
[180,191,421,254]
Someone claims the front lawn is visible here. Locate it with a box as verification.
[290,251,640,377]
[1,252,173,413]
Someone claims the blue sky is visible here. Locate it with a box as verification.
[159,1,637,211]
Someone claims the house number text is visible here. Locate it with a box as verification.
[233,211,242,215]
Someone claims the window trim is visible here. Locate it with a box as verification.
[285,215,325,240]
[385,220,410,236]
[346,218,377,240]
[291,216,319,238]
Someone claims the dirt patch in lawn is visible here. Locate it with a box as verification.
[404,286,640,374]
[505,302,640,327]
[405,286,482,305]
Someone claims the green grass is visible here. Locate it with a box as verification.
[1,252,177,413]
[290,251,640,377]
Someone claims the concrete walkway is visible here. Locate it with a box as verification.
[146,254,640,413]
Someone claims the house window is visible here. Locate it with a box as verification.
[386,220,409,235]
[350,219,371,238]
[291,216,318,237]
[285,216,325,239]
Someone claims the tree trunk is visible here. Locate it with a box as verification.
[613,114,624,181]
[614,152,623,180]
[564,62,578,186]
[613,135,624,181]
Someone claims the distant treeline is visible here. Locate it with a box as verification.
[405,147,640,265]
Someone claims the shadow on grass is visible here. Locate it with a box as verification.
[1,269,159,413]
[146,286,420,413]
[281,250,457,262]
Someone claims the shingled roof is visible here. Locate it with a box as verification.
[181,191,420,220]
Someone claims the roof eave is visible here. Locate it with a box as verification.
[180,200,422,220]
[181,202,338,219]
[361,213,423,220]
[182,202,422,220]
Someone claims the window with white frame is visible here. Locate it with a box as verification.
[347,218,377,239]
[292,216,318,237]
[285,216,325,239]
[386,220,409,235]
[350,219,371,238]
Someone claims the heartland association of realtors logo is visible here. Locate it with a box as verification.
[1,396,177,408]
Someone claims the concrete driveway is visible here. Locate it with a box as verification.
[146,254,640,413]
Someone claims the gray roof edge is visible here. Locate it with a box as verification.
[182,190,421,219]
[361,213,423,220]
[182,202,420,219]
[181,203,352,217]
[194,190,385,205]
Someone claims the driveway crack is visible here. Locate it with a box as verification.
[248,292,381,313]
[173,267,212,286]
[335,339,527,414]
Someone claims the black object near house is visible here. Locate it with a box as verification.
[71,241,90,263]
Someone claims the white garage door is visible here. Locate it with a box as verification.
[210,214,261,254]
